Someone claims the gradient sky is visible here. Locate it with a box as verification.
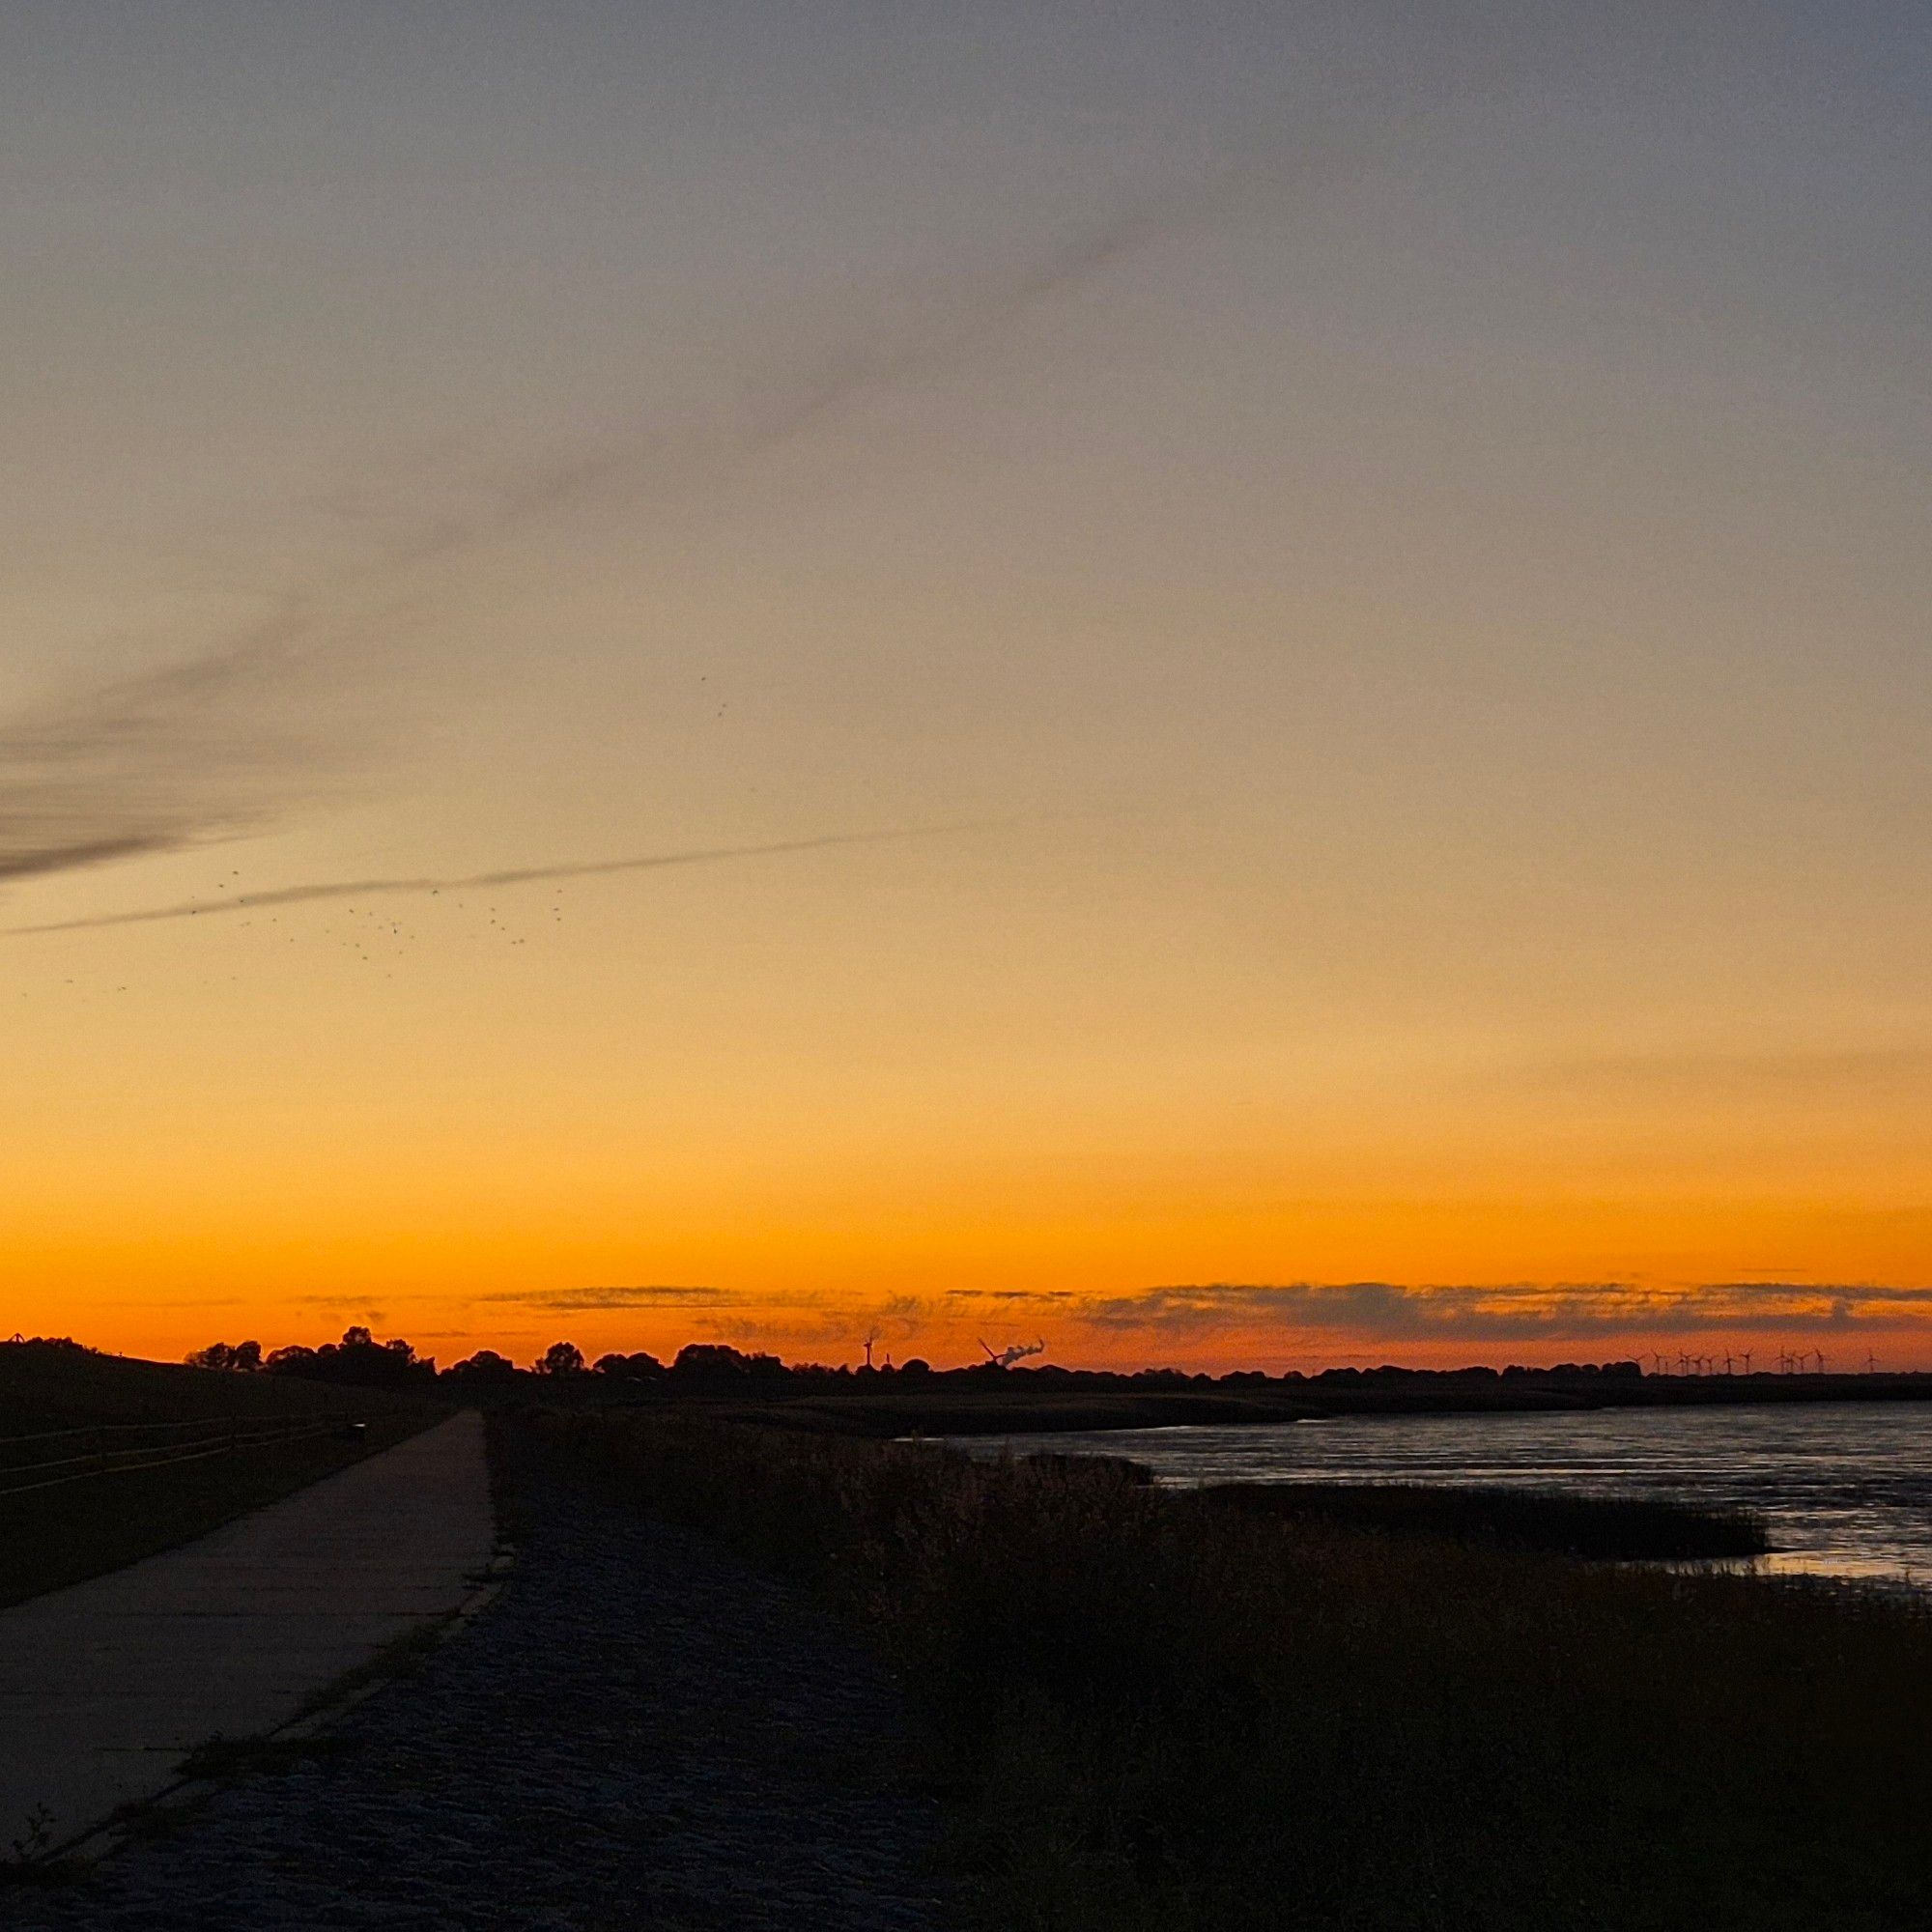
[4,2,1930,1370]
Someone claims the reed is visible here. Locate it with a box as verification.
[523,1407,1932,1931]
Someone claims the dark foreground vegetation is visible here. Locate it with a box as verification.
[0,1340,438,1607]
[525,1406,1932,1932]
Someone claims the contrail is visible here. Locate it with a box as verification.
[0,824,982,938]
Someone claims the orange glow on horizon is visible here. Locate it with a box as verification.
[19,1176,1932,1374]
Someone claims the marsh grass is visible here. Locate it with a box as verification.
[525,1407,1932,1932]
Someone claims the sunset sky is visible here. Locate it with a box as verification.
[4,2,1929,1370]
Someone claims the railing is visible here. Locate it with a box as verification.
[0,1416,356,1499]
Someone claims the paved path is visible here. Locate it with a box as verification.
[5,1472,953,1930]
[0,1411,493,1856]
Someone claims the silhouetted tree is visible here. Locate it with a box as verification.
[535,1340,587,1376]
[444,1350,520,1383]
[185,1340,263,1372]
[670,1343,786,1383]
[263,1327,435,1387]
[593,1350,665,1380]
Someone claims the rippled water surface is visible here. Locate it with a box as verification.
[970,1401,1932,1583]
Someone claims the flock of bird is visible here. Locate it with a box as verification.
[19,867,579,997]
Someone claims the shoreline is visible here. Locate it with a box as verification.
[711,1372,1932,1441]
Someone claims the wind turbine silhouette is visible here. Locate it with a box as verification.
[980,1338,1047,1369]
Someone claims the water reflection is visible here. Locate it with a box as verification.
[966,1401,1932,1584]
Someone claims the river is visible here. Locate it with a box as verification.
[966,1400,1932,1584]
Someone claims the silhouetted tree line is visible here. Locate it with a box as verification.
[186,1325,436,1388]
[183,1324,1645,1392]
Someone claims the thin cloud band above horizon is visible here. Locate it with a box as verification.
[0,823,989,939]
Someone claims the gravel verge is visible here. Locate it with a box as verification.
[3,1476,954,1931]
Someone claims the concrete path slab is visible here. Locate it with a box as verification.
[0,1409,492,1854]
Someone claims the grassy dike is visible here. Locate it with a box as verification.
[0,1344,442,1608]
[523,1406,1932,1932]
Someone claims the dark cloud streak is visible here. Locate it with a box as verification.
[0,598,349,885]
[1,184,1245,895]
[471,1286,740,1313]
[1072,1280,1932,1344]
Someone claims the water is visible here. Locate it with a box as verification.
[966,1401,1932,1585]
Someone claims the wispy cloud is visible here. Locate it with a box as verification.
[472,1285,741,1313]
[0,598,359,886]
[324,1276,1932,1357]
[0,186,1238,896]
[1,823,989,938]
[943,1288,1079,1303]
[1071,1280,1932,1344]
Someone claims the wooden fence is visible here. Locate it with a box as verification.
[0,1415,357,1499]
